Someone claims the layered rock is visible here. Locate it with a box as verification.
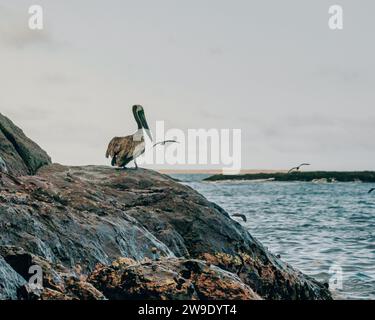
[0,114,332,300]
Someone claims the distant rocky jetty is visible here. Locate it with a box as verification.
[0,113,331,300]
[204,171,375,183]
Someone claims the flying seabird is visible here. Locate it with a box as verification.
[153,140,178,148]
[106,105,153,169]
[368,188,375,194]
[231,213,247,223]
[288,163,310,174]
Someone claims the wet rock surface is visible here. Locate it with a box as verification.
[0,115,332,300]
[0,254,26,299]
[0,113,51,176]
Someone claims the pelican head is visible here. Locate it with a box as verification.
[132,105,153,141]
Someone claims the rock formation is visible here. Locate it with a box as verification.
[0,114,332,300]
[0,113,51,176]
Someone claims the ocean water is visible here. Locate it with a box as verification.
[169,174,375,300]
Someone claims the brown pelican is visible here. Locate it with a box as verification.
[105,105,153,169]
[288,163,310,173]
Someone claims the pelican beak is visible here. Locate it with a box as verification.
[138,109,153,141]
[144,128,153,141]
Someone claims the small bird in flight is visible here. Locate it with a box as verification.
[288,163,310,174]
[153,140,178,148]
[368,188,375,194]
[231,214,247,223]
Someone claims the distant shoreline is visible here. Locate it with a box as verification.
[203,171,375,183]
[157,169,286,174]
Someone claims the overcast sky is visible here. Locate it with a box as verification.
[0,0,374,170]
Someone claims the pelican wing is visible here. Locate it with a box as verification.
[106,135,145,167]
[115,137,137,165]
[106,137,122,158]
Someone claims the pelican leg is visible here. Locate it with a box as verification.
[111,156,117,166]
